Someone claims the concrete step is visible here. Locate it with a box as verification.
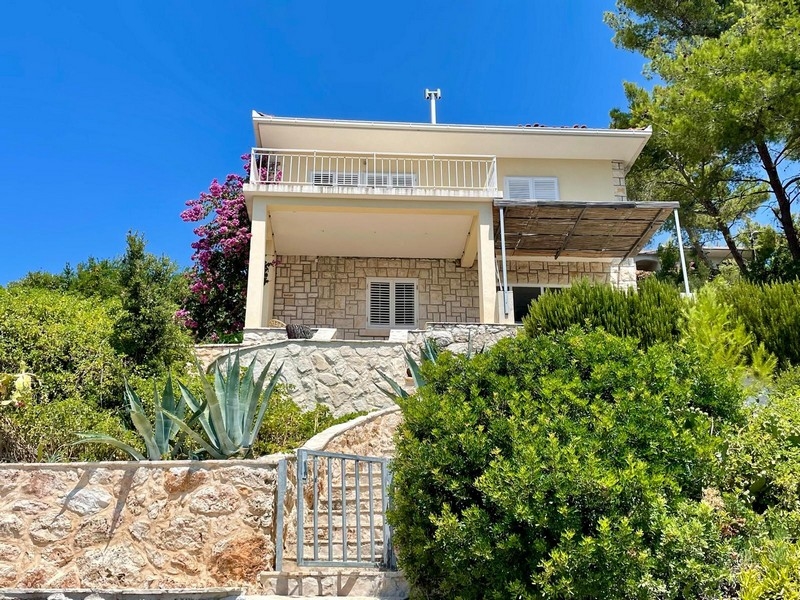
[258,568,407,598]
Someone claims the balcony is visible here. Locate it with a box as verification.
[247,149,498,198]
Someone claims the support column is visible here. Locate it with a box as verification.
[245,198,268,329]
[262,218,276,324]
[476,204,497,323]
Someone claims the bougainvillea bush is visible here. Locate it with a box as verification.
[390,327,744,599]
[179,155,254,341]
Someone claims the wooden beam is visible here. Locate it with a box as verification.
[554,205,588,259]
[460,215,479,268]
[623,208,670,260]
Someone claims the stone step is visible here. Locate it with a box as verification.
[303,512,386,527]
[258,568,408,598]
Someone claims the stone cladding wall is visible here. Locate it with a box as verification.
[0,459,282,591]
[272,256,480,339]
[612,160,628,202]
[503,259,613,287]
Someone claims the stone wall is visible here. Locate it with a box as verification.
[303,407,403,459]
[609,258,637,290]
[503,258,613,287]
[223,340,412,417]
[408,323,522,355]
[612,160,628,202]
[0,459,282,591]
[272,256,480,340]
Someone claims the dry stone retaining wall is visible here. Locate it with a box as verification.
[0,459,284,592]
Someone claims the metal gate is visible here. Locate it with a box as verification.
[296,448,395,568]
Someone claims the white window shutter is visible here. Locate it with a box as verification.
[394,282,416,326]
[369,281,391,326]
[532,178,558,200]
[337,172,360,186]
[506,177,533,200]
[505,177,559,201]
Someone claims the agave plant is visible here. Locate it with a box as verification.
[169,353,284,459]
[377,333,485,400]
[75,373,198,460]
[75,352,283,461]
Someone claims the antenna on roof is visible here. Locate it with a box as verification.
[424,89,441,124]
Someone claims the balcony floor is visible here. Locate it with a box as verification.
[244,182,497,199]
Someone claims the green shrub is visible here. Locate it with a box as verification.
[0,287,125,407]
[2,397,139,462]
[681,285,776,384]
[718,280,800,369]
[522,278,684,348]
[739,536,800,600]
[391,328,744,600]
[725,367,800,515]
[254,389,366,455]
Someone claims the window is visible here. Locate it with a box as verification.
[311,171,360,186]
[504,177,559,201]
[368,279,417,328]
[512,285,564,323]
[311,171,417,188]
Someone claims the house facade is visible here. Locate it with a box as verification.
[242,113,676,340]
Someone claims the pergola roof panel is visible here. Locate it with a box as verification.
[494,200,678,259]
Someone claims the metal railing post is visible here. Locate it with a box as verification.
[296,449,306,566]
[275,459,286,571]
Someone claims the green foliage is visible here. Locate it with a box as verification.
[111,232,192,376]
[74,375,198,461]
[171,353,284,459]
[11,257,124,300]
[253,389,366,455]
[78,353,285,460]
[522,278,684,348]
[391,328,744,599]
[681,284,776,384]
[2,397,139,462]
[739,536,800,600]
[0,370,35,409]
[377,338,441,400]
[718,280,800,369]
[0,286,124,407]
[725,368,800,515]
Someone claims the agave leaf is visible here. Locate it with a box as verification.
[205,361,237,455]
[243,364,284,451]
[162,408,227,459]
[223,352,242,443]
[242,356,274,439]
[403,347,426,388]
[376,370,409,399]
[177,381,213,440]
[125,383,161,460]
[71,433,147,461]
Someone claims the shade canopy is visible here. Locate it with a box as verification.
[493,200,678,259]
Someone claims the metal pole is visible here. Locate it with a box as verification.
[673,208,691,295]
[499,207,510,317]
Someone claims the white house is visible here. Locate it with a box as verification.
[242,112,677,340]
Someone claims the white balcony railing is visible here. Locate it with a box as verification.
[249,149,497,196]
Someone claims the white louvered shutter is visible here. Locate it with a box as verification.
[337,172,360,186]
[394,282,416,326]
[505,177,559,201]
[506,177,533,200]
[312,172,335,186]
[392,174,416,188]
[366,173,390,187]
[532,178,558,200]
[369,281,391,326]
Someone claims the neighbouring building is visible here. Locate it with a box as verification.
[242,112,677,341]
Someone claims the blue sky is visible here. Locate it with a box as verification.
[0,0,650,284]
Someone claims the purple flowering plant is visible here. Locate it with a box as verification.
[179,154,263,341]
